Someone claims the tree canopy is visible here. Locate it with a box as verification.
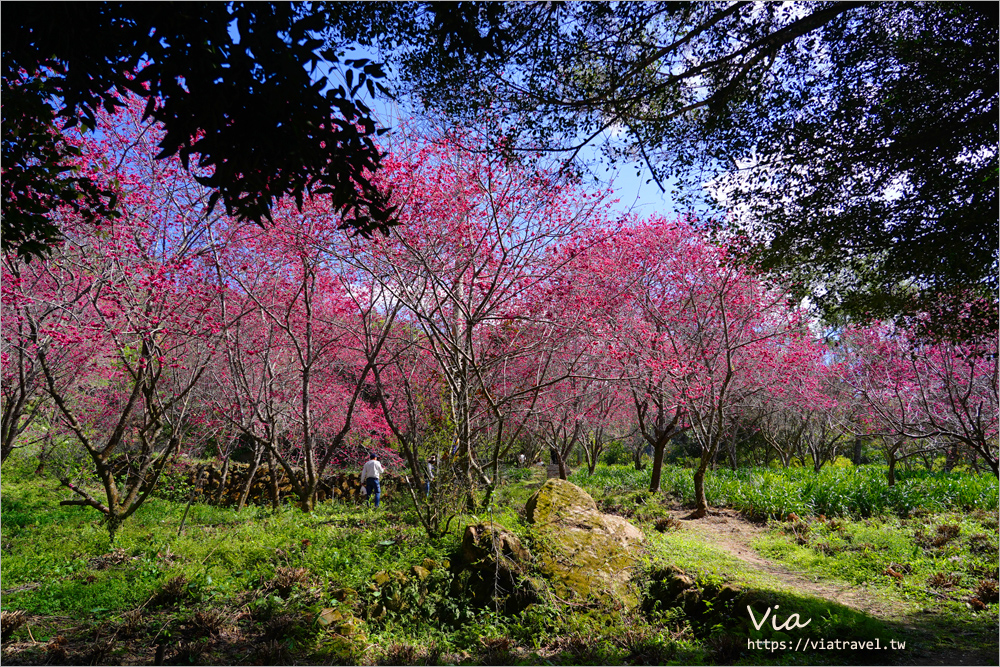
[5,2,996,339]
[392,1,999,337]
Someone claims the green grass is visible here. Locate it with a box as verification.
[631,528,898,665]
[570,463,999,519]
[753,511,999,605]
[2,456,997,665]
[1,473,459,619]
[749,510,1000,661]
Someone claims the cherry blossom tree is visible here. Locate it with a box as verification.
[2,254,72,464]
[527,336,630,479]
[531,371,588,481]
[577,380,632,476]
[751,335,849,472]
[367,320,465,536]
[13,97,225,541]
[208,206,398,512]
[911,338,998,475]
[842,323,998,480]
[352,131,613,510]
[204,285,291,510]
[844,325,950,483]
[565,216,822,512]
[557,218,686,486]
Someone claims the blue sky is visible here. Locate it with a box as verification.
[316,45,683,223]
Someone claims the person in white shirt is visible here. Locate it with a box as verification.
[424,456,436,496]
[360,453,384,508]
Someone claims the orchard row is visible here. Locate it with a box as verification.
[3,96,996,541]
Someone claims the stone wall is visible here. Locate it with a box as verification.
[163,460,403,507]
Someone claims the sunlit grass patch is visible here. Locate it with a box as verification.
[753,512,1000,611]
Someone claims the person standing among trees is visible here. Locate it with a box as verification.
[424,456,436,496]
[360,453,384,508]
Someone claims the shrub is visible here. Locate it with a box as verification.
[601,441,631,466]
[973,579,999,605]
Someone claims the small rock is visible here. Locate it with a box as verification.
[718,585,741,603]
[679,587,702,612]
[454,523,538,613]
[462,523,531,570]
[330,587,358,602]
[668,573,697,597]
[317,608,344,627]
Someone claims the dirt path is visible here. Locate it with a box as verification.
[674,509,1000,666]
[676,508,915,621]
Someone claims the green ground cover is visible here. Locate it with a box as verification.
[1,457,997,665]
[570,463,999,519]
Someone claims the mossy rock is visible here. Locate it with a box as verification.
[330,587,358,604]
[317,607,362,636]
[453,523,539,613]
[461,522,531,572]
[526,479,644,605]
[525,478,598,524]
[643,566,745,626]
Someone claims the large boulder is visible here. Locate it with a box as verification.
[526,479,644,604]
[525,478,598,522]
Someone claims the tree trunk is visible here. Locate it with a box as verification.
[886,452,897,486]
[648,442,667,492]
[235,447,262,511]
[853,436,863,465]
[265,449,280,509]
[985,451,998,477]
[633,443,645,470]
[107,514,122,545]
[555,449,568,480]
[692,462,710,517]
[299,494,315,512]
[178,465,207,535]
[213,456,231,505]
[944,445,959,472]
[33,434,51,476]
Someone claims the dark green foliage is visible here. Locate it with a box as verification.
[602,440,632,466]
[362,565,476,630]
[2,2,398,258]
[711,2,999,339]
[0,74,119,260]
